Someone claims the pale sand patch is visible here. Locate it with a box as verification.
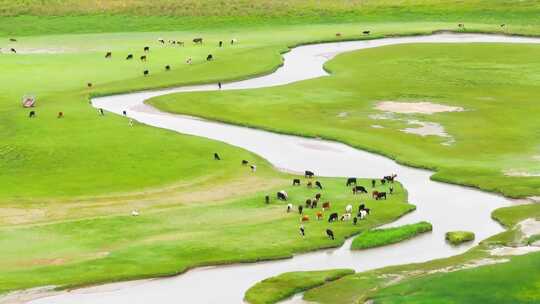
[371,125,384,129]
[490,246,540,256]
[519,218,540,238]
[0,286,59,304]
[337,112,348,118]
[503,169,540,177]
[375,101,464,115]
[401,120,449,137]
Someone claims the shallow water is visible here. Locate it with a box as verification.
[27,33,540,304]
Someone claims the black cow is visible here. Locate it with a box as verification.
[105,52,112,58]
[326,229,335,240]
[177,41,184,46]
[311,199,318,209]
[206,54,213,61]
[353,217,358,225]
[242,160,249,165]
[144,46,150,52]
[363,30,371,35]
[165,65,171,71]
[193,38,203,44]
[140,55,147,61]
[298,205,303,214]
[28,111,36,118]
[380,179,386,185]
[265,195,270,204]
[305,170,315,178]
[10,48,16,54]
[315,193,321,200]
[358,204,365,212]
[277,191,288,201]
[305,199,312,208]
[346,177,357,186]
[9,38,17,42]
[292,178,301,186]
[122,110,127,116]
[315,181,323,190]
[143,70,149,76]
[384,174,397,183]
[214,152,221,160]
[126,54,133,60]
[352,186,367,195]
[328,212,338,223]
[87,83,93,88]
[219,41,223,47]
[158,39,165,44]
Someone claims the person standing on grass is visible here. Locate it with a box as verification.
[99,108,104,116]
[299,224,305,238]
[218,82,222,89]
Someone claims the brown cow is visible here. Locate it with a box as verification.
[322,201,330,210]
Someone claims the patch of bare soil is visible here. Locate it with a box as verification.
[375,101,464,115]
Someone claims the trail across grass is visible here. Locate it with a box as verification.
[0,178,414,294]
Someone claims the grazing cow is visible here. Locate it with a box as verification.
[346,177,357,186]
[301,215,309,222]
[328,212,338,222]
[380,179,386,185]
[293,178,301,186]
[384,174,397,183]
[322,201,330,210]
[250,165,257,172]
[87,83,93,88]
[336,33,342,37]
[311,199,318,208]
[316,211,323,220]
[277,190,288,201]
[371,179,376,188]
[105,52,112,58]
[358,209,369,219]
[345,204,353,214]
[305,170,315,178]
[140,55,147,61]
[358,204,365,212]
[219,41,223,47]
[214,152,221,160]
[10,48,16,53]
[158,38,165,44]
[500,24,506,28]
[144,46,150,52]
[143,70,149,76]
[230,38,237,45]
[315,193,321,200]
[315,181,323,190]
[298,205,303,214]
[287,203,293,213]
[307,181,313,188]
[340,213,351,221]
[126,54,133,60]
[242,160,249,165]
[353,217,358,225]
[458,23,465,30]
[265,195,270,204]
[177,41,184,46]
[9,38,17,42]
[28,111,36,118]
[206,54,213,61]
[373,191,387,200]
[193,38,203,44]
[165,65,171,71]
[131,210,140,216]
[299,225,305,237]
[353,186,367,195]
[305,199,312,208]
[57,112,64,118]
[363,30,371,35]
[326,229,335,240]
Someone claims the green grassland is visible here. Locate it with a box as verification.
[244,269,354,304]
[351,221,432,250]
[0,178,414,294]
[288,203,540,304]
[150,42,540,198]
[446,231,475,245]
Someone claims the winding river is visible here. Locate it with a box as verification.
[27,33,540,304]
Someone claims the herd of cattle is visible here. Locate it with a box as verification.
[98,37,238,78]
[280,170,397,240]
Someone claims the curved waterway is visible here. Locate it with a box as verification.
[28,33,540,304]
